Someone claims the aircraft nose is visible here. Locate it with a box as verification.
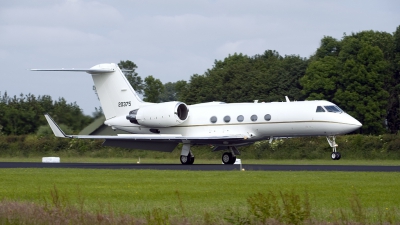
[349,116,362,128]
[339,115,362,134]
[355,119,362,127]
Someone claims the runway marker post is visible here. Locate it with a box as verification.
[42,157,60,163]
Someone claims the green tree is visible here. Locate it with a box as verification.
[158,80,189,102]
[301,31,393,134]
[386,26,400,133]
[300,56,340,100]
[143,76,164,103]
[180,51,308,104]
[314,36,341,59]
[180,74,214,104]
[52,97,92,132]
[118,60,144,94]
[0,92,93,135]
[174,80,188,102]
[159,82,177,102]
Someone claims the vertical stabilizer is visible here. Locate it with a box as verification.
[32,63,143,120]
[89,63,143,119]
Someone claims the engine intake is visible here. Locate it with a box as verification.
[126,102,189,127]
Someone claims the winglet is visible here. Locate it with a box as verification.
[44,114,68,138]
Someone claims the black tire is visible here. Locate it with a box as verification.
[222,152,235,164]
[335,152,341,160]
[188,156,195,165]
[331,152,337,160]
[229,156,237,164]
[180,154,195,165]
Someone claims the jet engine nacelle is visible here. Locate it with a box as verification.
[126,102,189,127]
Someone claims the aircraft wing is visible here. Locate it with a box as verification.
[44,114,246,152]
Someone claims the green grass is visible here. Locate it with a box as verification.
[0,168,399,223]
[1,156,400,165]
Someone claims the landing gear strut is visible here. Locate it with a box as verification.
[326,136,341,160]
[180,143,195,165]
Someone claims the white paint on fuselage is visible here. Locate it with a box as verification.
[107,100,362,141]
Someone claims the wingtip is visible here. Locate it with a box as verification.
[44,114,67,138]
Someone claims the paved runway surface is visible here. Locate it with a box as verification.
[0,162,400,172]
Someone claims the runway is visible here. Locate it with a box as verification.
[0,162,399,172]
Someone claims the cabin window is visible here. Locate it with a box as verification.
[210,116,217,123]
[251,115,258,122]
[264,114,271,121]
[223,115,231,123]
[324,105,341,113]
[316,106,325,112]
[237,115,244,122]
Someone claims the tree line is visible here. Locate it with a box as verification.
[1,26,399,135]
[0,92,93,135]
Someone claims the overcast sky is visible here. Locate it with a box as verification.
[1,0,399,115]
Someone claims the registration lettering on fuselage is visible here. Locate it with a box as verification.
[118,101,131,107]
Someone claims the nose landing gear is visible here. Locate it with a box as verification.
[327,136,341,160]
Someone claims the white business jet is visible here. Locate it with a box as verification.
[32,63,362,164]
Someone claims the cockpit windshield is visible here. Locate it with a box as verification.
[316,106,325,112]
[324,105,343,113]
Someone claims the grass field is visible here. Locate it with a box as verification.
[0,168,399,224]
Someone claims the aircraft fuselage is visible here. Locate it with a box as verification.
[106,100,361,142]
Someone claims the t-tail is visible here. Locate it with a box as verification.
[31,63,143,120]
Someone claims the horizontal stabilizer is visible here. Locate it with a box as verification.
[31,68,115,74]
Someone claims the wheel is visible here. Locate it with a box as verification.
[222,152,235,164]
[222,152,231,164]
[180,154,195,165]
[180,155,189,164]
[331,152,342,160]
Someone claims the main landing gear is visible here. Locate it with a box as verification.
[179,144,240,165]
[221,146,240,164]
[327,136,341,160]
[180,143,195,165]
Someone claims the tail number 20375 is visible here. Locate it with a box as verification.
[118,101,131,107]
